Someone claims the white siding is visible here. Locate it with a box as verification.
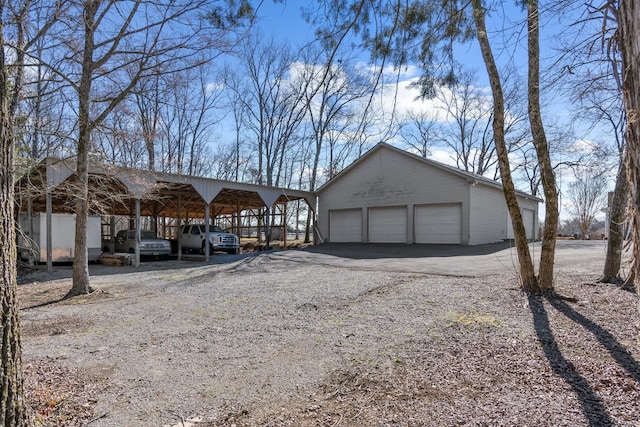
[368,206,407,243]
[469,184,509,245]
[414,204,462,244]
[522,208,535,239]
[329,209,363,242]
[317,147,470,244]
[316,144,540,246]
[507,207,537,240]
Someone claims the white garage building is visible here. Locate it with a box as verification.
[316,143,541,245]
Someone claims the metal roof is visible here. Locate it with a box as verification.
[16,157,315,218]
[316,142,543,202]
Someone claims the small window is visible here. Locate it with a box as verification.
[191,226,200,235]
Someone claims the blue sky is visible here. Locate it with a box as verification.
[253,2,536,80]
[243,2,610,222]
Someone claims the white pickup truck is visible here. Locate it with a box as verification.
[180,224,240,254]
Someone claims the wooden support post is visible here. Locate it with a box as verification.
[134,199,141,267]
[177,195,182,261]
[110,215,115,254]
[283,203,287,249]
[46,189,52,272]
[204,202,210,261]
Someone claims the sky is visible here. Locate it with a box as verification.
[241,2,611,223]
[251,1,495,157]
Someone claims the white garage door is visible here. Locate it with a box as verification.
[329,209,363,242]
[522,208,535,240]
[415,204,462,244]
[368,206,407,243]
[507,208,535,240]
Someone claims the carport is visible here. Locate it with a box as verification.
[16,157,315,268]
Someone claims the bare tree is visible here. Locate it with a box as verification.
[93,102,147,168]
[399,108,438,158]
[33,1,253,296]
[0,56,29,427]
[0,5,29,421]
[308,0,565,291]
[132,72,163,171]
[579,83,627,281]
[526,0,560,292]
[566,1,628,283]
[240,37,309,187]
[156,66,222,176]
[1,0,65,423]
[297,51,372,240]
[434,68,496,176]
[566,169,608,240]
[616,0,640,295]
[220,63,252,182]
[470,0,538,290]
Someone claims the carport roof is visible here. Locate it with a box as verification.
[16,157,315,218]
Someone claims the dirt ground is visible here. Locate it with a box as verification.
[16,242,640,426]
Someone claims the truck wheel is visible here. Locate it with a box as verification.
[202,242,214,255]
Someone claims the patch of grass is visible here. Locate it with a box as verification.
[191,307,215,319]
[447,312,500,328]
[224,297,250,305]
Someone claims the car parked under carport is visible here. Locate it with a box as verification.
[114,229,171,259]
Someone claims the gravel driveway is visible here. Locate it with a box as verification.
[18,240,640,426]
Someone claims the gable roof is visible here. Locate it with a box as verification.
[316,142,543,202]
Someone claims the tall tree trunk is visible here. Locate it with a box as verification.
[527,0,558,293]
[70,1,98,296]
[601,160,628,283]
[0,103,29,427]
[618,1,640,310]
[580,223,589,241]
[0,3,29,421]
[471,0,537,290]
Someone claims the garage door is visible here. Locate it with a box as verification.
[522,208,535,240]
[507,208,535,240]
[368,206,407,243]
[415,204,462,244]
[329,209,363,242]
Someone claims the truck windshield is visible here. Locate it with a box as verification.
[140,230,158,239]
[207,225,224,232]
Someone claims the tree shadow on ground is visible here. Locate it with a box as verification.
[529,295,612,426]
[22,297,68,311]
[547,296,640,383]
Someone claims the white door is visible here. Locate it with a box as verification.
[507,208,536,240]
[522,208,535,240]
[329,209,363,242]
[368,206,407,243]
[414,204,462,244]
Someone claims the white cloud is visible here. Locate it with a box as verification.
[429,148,457,166]
[566,139,599,155]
